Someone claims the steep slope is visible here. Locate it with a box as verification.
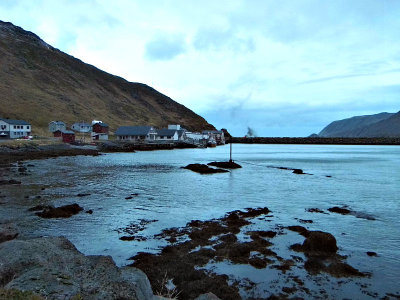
[318,112,394,137]
[355,111,400,137]
[0,21,214,134]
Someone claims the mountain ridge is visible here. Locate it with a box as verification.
[318,111,400,137]
[0,20,215,134]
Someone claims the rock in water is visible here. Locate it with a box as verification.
[207,161,242,169]
[0,236,155,300]
[182,164,229,174]
[302,231,338,256]
[35,203,83,218]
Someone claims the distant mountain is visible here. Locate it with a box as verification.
[0,21,214,134]
[318,112,400,137]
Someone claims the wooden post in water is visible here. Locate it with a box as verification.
[229,137,233,162]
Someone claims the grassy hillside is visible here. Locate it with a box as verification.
[0,21,214,135]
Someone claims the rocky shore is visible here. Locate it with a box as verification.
[0,142,99,166]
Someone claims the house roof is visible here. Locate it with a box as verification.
[72,122,91,126]
[0,118,30,125]
[94,122,109,127]
[61,130,75,134]
[115,126,154,136]
[156,129,177,137]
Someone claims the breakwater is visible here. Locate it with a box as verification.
[230,137,400,145]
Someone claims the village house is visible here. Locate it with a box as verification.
[168,125,187,141]
[0,118,31,139]
[202,130,225,145]
[115,126,157,141]
[91,121,109,140]
[48,121,66,133]
[53,129,75,143]
[71,122,91,133]
[156,129,179,141]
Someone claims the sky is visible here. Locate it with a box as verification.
[1,0,400,137]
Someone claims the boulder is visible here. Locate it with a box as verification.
[0,223,18,244]
[302,231,338,256]
[35,203,83,218]
[0,236,155,300]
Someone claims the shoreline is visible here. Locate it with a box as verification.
[230,137,400,145]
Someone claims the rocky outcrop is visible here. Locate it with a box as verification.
[0,236,156,300]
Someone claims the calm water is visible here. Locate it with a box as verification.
[3,144,400,298]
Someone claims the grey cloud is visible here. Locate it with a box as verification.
[145,34,186,61]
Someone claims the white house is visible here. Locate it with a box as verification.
[0,118,31,139]
[71,122,91,133]
[115,126,157,141]
[48,121,66,133]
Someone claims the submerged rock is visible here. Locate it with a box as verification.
[0,236,155,299]
[182,164,229,174]
[35,203,83,218]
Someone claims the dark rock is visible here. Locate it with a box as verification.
[125,196,133,200]
[302,231,338,256]
[36,203,83,218]
[85,209,93,214]
[0,223,19,243]
[287,225,310,237]
[328,206,350,215]
[292,169,305,174]
[326,262,368,277]
[304,258,326,274]
[120,236,136,241]
[131,193,139,196]
[182,164,229,174]
[207,161,242,169]
[77,193,91,197]
[367,251,377,257]
[28,205,53,211]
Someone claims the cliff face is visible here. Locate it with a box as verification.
[318,112,400,137]
[0,21,215,133]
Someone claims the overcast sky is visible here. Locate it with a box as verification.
[1,0,400,136]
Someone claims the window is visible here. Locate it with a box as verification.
[27,126,30,129]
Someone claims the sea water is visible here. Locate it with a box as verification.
[3,144,400,298]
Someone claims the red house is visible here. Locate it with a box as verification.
[62,130,75,143]
[93,122,109,134]
[53,130,62,138]
[92,122,109,140]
